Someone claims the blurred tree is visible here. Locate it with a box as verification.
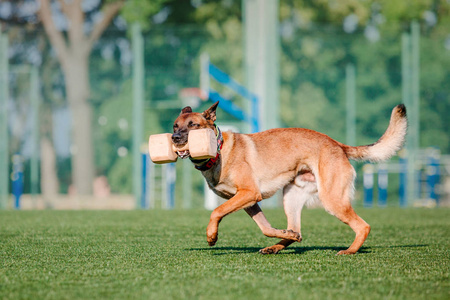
[94,0,245,195]
[37,0,125,195]
[4,0,449,199]
[3,24,62,197]
[278,0,450,152]
[2,0,169,195]
[39,36,63,197]
[102,0,449,196]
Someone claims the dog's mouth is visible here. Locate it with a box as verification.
[176,149,190,159]
[172,143,190,159]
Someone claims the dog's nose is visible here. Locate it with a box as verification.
[172,133,181,143]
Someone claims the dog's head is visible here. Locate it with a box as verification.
[172,101,219,158]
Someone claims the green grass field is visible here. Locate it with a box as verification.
[0,208,449,300]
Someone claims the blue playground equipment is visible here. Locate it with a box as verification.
[201,53,260,133]
[11,154,24,209]
[141,155,176,210]
[363,148,441,207]
[207,64,259,133]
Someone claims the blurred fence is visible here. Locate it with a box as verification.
[1,21,449,209]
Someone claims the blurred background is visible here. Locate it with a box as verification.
[0,0,448,210]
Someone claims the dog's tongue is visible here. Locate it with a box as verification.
[172,143,190,159]
[177,150,190,159]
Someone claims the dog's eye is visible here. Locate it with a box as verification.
[188,121,199,128]
[173,124,178,130]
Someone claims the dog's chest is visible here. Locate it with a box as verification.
[205,177,237,199]
[203,168,237,199]
[209,182,237,199]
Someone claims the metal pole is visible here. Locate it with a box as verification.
[243,0,254,134]
[411,21,420,154]
[402,32,415,206]
[161,164,167,209]
[243,0,280,207]
[426,148,440,205]
[182,159,192,209]
[401,34,412,108]
[12,154,23,209]
[0,33,9,209]
[345,64,356,147]
[411,21,421,202]
[399,151,408,207]
[167,163,176,209]
[377,163,388,207]
[363,164,374,208]
[30,66,40,198]
[132,23,144,209]
[149,162,155,209]
[200,52,210,100]
[243,0,280,132]
[141,153,148,209]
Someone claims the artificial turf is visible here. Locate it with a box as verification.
[0,208,449,299]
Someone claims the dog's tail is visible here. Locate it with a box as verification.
[339,104,407,162]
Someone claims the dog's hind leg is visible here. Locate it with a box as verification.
[244,203,302,247]
[258,182,310,254]
[317,159,371,255]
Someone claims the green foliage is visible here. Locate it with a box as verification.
[87,0,450,195]
[7,0,447,194]
[278,0,450,151]
[120,0,169,31]
[0,208,449,299]
[93,77,166,193]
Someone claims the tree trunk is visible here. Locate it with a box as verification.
[64,53,95,195]
[40,136,59,198]
[38,0,125,195]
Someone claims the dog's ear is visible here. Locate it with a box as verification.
[180,106,192,115]
[202,101,219,122]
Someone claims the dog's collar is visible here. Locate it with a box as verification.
[190,124,223,171]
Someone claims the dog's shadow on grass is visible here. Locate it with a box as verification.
[186,244,428,255]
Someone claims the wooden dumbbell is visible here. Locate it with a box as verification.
[148,133,178,164]
[148,128,217,164]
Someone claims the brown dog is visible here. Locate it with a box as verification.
[172,102,407,254]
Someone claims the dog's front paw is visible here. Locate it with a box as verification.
[336,249,356,255]
[206,228,218,246]
[206,221,219,246]
[207,234,218,246]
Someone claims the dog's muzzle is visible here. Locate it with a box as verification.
[172,132,190,158]
[176,149,190,159]
[172,143,190,159]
